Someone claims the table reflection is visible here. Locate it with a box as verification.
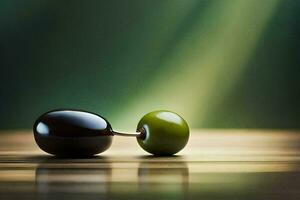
[34,157,189,199]
[138,161,189,199]
[35,158,112,199]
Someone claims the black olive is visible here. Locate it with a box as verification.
[33,109,113,157]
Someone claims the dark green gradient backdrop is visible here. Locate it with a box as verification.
[0,0,299,130]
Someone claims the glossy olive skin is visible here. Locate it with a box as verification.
[136,110,189,156]
[33,110,113,157]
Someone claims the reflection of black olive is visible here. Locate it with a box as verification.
[33,110,113,157]
[35,160,112,196]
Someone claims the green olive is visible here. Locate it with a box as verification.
[136,110,189,156]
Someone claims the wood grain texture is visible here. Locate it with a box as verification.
[0,130,300,200]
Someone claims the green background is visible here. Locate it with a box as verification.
[0,0,299,130]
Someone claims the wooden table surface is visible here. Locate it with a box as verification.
[0,130,300,200]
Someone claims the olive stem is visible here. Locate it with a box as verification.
[112,130,142,137]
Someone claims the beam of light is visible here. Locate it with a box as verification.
[113,0,280,130]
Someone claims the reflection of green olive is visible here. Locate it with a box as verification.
[136,110,189,156]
